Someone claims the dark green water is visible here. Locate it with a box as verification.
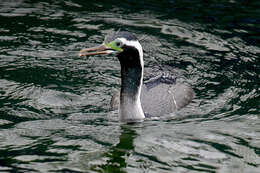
[0,0,259,172]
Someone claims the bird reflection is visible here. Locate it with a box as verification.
[97,125,137,173]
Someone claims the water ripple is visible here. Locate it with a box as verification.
[0,0,259,172]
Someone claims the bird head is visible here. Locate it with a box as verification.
[79,31,143,59]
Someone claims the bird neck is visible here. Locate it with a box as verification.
[117,47,145,122]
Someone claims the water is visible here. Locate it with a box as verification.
[0,0,259,172]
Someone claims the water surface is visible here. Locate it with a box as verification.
[0,0,259,172]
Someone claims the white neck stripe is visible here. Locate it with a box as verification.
[117,37,145,122]
[117,38,144,68]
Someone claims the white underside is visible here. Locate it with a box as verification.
[119,96,145,122]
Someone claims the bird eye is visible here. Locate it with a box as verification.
[115,41,122,47]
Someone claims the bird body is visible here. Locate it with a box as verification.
[79,31,194,123]
[111,75,194,118]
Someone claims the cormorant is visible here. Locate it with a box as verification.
[79,31,194,123]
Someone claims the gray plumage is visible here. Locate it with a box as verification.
[110,74,194,117]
